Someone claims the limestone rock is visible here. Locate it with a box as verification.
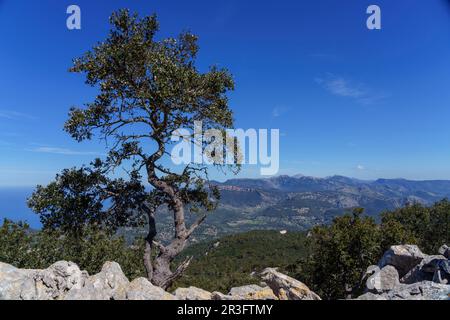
[126,278,176,300]
[228,285,278,300]
[378,245,425,277]
[0,262,34,300]
[366,265,399,293]
[386,281,450,300]
[174,286,212,300]
[33,261,88,300]
[0,261,89,300]
[260,268,321,300]
[401,255,448,284]
[64,262,128,300]
[356,292,388,300]
[211,291,235,300]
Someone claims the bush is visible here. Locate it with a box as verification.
[0,219,145,280]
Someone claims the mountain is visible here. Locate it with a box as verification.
[162,175,450,242]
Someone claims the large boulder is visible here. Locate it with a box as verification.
[228,285,278,300]
[401,255,447,284]
[356,292,388,300]
[125,278,176,300]
[366,265,399,293]
[0,262,35,300]
[0,261,88,300]
[260,268,321,300]
[64,262,129,300]
[358,281,450,300]
[384,281,450,300]
[174,286,212,300]
[378,245,425,277]
[32,261,89,300]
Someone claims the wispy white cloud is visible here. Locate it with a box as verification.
[29,146,102,156]
[272,106,290,118]
[0,110,36,120]
[316,73,387,105]
[356,164,365,171]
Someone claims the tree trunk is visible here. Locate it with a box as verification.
[143,148,203,289]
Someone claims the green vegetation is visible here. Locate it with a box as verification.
[173,230,308,292]
[0,220,145,280]
[1,199,448,299]
[296,201,450,299]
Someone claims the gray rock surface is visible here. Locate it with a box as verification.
[378,245,425,277]
[260,268,321,300]
[366,265,399,293]
[126,278,176,300]
[0,261,88,300]
[64,262,129,300]
[358,244,450,300]
[174,286,212,300]
[228,284,278,300]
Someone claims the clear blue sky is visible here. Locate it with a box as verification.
[1,0,450,186]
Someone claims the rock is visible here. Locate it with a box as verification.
[228,285,278,300]
[126,278,176,300]
[33,261,89,300]
[438,245,450,259]
[64,262,128,300]
[0,261,89,300]
[357,281,450,300]
[0,262,34,300]
[211,291,235,300]
[386,281,450,300]
[401,255,448,285]
[361,265,380,285]
[366,265,399,293]
[174,286,212,300]
[260,268,321,300]
[356,292,388,300]
[378,245,425,277]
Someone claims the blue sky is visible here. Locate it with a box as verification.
[1,0,450,186]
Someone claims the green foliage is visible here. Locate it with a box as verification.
[27,162,147,238]
[296,202,449,300]
[299,208,382,300]
[0,219,34,268]
[0,219,145,280]
[1,199,448,298]
[173,230,308,293]
[381,199,450,253]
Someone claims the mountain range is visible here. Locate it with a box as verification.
[150,175,450,242]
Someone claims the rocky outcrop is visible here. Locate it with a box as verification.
[0,261,88,300]
[228,285,278,300]
[357,244,450,300]
[126,278,176,300]
[378,245,425,278]
[174,286,212,300]
[260,268,321,300]
[0,261,175,300]
[64,262,129,300]
[0,260,319,300]
[366,265,399,293]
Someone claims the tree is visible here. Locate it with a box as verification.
[381,199,450,254]
[0,219,34,268]
[300,208,382,299]
[29,10,238,289]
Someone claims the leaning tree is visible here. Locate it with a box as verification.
[29,10,238,289]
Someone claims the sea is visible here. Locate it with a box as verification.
[0,187,41,228]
